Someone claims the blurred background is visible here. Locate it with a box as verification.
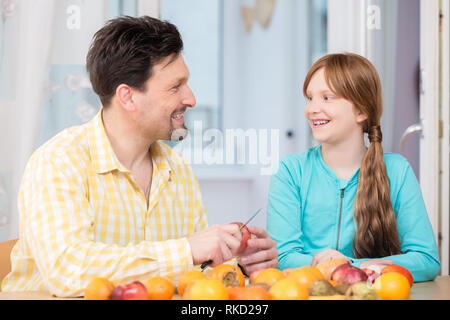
[0,0,448,274]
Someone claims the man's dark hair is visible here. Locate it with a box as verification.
[86,15,183,107]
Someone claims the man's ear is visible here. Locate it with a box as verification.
[116,84,135,112]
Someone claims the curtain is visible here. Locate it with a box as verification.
[0,0,57,240]
[0,0,137,241]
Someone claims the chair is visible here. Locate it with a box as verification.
[0,239,17,285]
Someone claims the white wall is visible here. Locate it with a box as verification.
[197,0,310,228]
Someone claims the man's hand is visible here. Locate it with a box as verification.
[236,226,278,275]
[188,224,242,267]
[311,249,352,266]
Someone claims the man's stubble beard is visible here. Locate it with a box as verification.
[169,122,189,141]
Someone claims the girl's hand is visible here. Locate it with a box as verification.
[311,249,352,266]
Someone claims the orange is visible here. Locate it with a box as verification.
[373,272,411,300]
[269,279,309,300]
[228,287,271,300]
[249,269,265,284]
[286,266,324,291]
[143,276,175,300]
[381,264,414,287]
[315,259,349,280]
[177,270,207,297]
[186,279,229,300]
[84,277,115,300]
[254,268,285,287]
[208,264,245,287]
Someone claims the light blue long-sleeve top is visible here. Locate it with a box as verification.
[267,145,441,282]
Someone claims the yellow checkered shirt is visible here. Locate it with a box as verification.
[1,110,207,297]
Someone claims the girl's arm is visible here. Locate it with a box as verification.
[267,159,313,269]
[353,163,441,282]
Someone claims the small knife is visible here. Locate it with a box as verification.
[239,208,262,231]
[200,208,263,271]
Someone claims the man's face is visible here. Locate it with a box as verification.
[132,54,196,141]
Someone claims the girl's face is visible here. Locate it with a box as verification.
[304,68,367,145]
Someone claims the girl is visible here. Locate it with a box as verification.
[267,53,440,282]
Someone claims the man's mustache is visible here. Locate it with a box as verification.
[171,106,187,117]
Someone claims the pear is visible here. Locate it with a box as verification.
[345,282,381,300]
[334,284,350,295]
[308,280,338,296]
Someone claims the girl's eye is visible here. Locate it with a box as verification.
[324,95,334,101]
[306,96,313,101]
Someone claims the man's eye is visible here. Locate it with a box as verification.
[171,84,181,91]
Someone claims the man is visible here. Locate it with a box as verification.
[1,16,277,297]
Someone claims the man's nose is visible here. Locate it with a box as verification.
[183,85,196,108]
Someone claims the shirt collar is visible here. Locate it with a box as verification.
[87,109,131,174]
[87,109,172,177]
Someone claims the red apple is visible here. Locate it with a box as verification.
[231,222,251,253]
[331,263,368,286]
[111,281,149,300]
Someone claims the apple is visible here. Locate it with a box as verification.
[331,263,368,286]
[111,281,149,300]
[231,222,251,253]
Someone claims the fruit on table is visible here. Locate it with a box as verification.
[286,266,325,291]
[309,295,346,300]
[315,259,349,280]
[177,270,207,297]
[269,278,309,300]
[381,264,414,287]
[142,276,175,300]
[208,264,245,287]
[231,222,251,253]
[228,286,272,300]
[253,268,285,287]
[308,279,338,296]
[185,278,229,300]
[362,268,380,285]
[345,282,381,300]
[249,269,265,284]
[373,272,411,300]
[111,281,149,300]
[84,277,115,300]
[330,263,368,286]
[334,284,350,295]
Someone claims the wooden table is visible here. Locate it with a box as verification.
[1,276,449,300]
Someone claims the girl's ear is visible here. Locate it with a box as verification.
[356,110,368,124]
